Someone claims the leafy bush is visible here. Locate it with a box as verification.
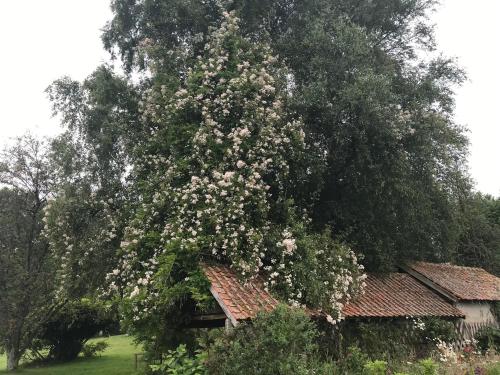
[363,360,387,375]
[38,299,115,361]
[335,317,456,362]
[205,305,330,375]
[475,326,500,353]
[150,344,206,375]
[416,358,438,375]
[81,341,109,358]
[338,346,369,374]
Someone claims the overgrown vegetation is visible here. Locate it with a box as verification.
[205,305,332,375]
[36,299,116,361]
[332,317,457,362]
[149,344,206,375]
[475,326,500,354]
[2,0,500,373]
[146,307,499,375]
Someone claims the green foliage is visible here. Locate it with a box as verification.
[415,358,438,375]
[363,360,387,375]
[35,1,500,370]
[487,362,500,375]
[45,65,139,297]
[335,318,456,362]
[38,299,116,361]
[81,341,109,358]
[420,317,457,344]
[150,344,206,375]
[0,135,56,371]
[475,326,500,353]
[205,305,328,375]
[455,194,500,276]
[338,346,369,374]
[103,0,472,271]
[108,12,363,355]
[0,335,142,375]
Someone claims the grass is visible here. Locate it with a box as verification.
[487,362,500,373]
[0,335,143,374]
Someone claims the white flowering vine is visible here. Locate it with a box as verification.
[110,11,365,326]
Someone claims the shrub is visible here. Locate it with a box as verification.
[475,326,500,353]
[81,341,109,358]
[338,346,369,374]
[150,344,206,375]
[416,358,438,375]
[363,360,387,375]
[39,299,115,361]
[335,317,456,362]
[205,304,330,375]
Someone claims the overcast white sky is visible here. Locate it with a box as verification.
[0,0,498,196]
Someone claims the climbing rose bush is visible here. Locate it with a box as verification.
[43,188,122,296]
[109,11,365,330]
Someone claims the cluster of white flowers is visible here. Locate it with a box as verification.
[412,317,426,331]
[110,11,365,324]
[435,338,458,363]
[43,190,120,295]
[264,238,366,323]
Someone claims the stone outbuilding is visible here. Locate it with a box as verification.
[403,261,500,340]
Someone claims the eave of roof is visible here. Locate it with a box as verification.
[202,263,279,326]
[202,264,465,323]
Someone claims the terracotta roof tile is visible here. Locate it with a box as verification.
[342,273,464,318]
[408,262,500,301]
[202,264,279,325]
[202,264,464,322]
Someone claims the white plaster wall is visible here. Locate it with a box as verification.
[456,302,496,324]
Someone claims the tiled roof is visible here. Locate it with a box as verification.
[342,273,464,318]
[202,264,464,323]
[407,262,500,301]
[202,264,279,325]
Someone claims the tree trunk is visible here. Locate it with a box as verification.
[6,346,20,372]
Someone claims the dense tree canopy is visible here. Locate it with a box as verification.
[44,66,140,297]
[455,194,500,276]
[104,13,365,348]
[100,0,470,270]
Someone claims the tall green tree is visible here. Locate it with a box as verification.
[43,66,141,297]
[454,194,500,275]
[102,0,471,270]
[0,135,56,371]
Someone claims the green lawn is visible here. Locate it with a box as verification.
[0,335,142,374]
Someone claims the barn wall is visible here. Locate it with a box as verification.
[456,302,495,324]
[451,302,498,348]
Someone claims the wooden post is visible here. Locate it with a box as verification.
[225,318,233,332]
